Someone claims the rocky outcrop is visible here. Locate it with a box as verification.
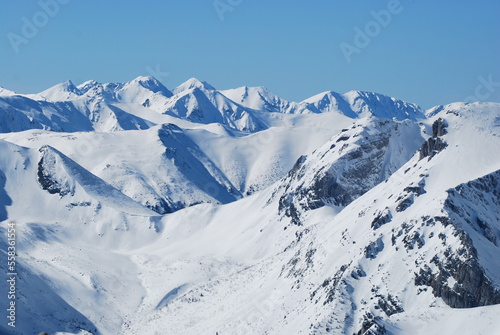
[277,119,422,225]
[395,179,426,212]
[419,118,448,160]
[371,207,392,230]
[376,294,404,317]
[364,237,384,259]
[355,313,387,335]
[143,197,177,215]
[414,234,500,308]
[37,146,75,197]
[445,170,500,245]
[414,170,500,308]
[432,117,447,137]
[395,194,414,212]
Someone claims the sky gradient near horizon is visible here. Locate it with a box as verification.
[1,0,499,108]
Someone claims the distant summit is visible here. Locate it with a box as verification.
[173,77,216,94]
[0,76,428,133]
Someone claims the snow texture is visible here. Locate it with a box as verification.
[0,78,499,335]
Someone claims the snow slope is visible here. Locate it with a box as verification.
[1,125,242,215]
[0,77,499,335]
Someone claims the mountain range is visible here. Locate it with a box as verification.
[0,77,499,335]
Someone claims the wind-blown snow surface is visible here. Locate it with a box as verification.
[0,78,499,335]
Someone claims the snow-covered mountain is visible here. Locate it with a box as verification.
[221,85,297,114]
[159,78,267,132]
[221,86,424,120]
[301,90,425,120]
[275,117,424,225]
[0,76,425,134]
[0,86,16,97]
[0,77,499,335]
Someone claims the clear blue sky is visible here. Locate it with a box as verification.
[1,0,499,108]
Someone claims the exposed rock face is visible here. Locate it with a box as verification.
[419,137,447,160]
[445,170,500,245]
[432,117,447,137]
[37,146,75,197]
[277,119,422,225]
[364,237,384,259]
[404,230,425,249]
[395,179,426,213]
[355,313,387,335]
[142,197,175,215]
[371,207,392,230]
[415,252,500,308]
[377,294,404,317]
[278,170,500,333]
[395,194,414,212]
[414,170,500,308]
[419,118,448,160]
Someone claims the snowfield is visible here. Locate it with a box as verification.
[0,77,499,335]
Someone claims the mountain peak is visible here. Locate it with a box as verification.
[342,90,425,120]
[78,79,99,87]
[58,80,79,92]
[173,77,215,95]
[130,75,160,86]
[219,85,291,114]
[37,80,82,100]
[132,75,156,81]
[0,85,16,96]
[300,90,424,120]
[127,76,172,97]
[77,80,101,93]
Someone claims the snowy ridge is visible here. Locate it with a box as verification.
[37,80,82,101]
[159,82,267,133]
[37,145,157,216]
[275,117,423,225]
[0,77,499,335]
[0,86,16,97]
[0,76,424,134]
[299,90,424,120]
[221,85,296,114]
[173,77,216,94]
